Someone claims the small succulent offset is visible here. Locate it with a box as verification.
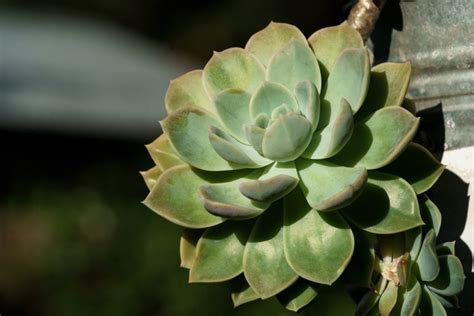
[141,21,465,313]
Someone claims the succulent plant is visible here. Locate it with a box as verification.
[141,21,464,312]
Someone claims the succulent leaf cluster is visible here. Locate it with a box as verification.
[141,21,464,313]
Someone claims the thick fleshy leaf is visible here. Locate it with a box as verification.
[140,166,162,191]
[203,48,265,98]
[165,69,214,114]
[430,292,459,309]
[420,286,447,316]
[436,241,456,256]
[162,107,246,171]
[382,143,445,194]
[243,202,298,298]
[308,21,363,80]
[392,273,422,316]
[283,188,354,285]
[331,107,419,170]
[302,98,354,159]
[356,62,412,122]
[179,229,204,269]
[208,126,272,167]
[199,171,270,220]
[427,255,465,296]
[416,229,440,282]
[249,81,298,119]
[145,134,184,170]
[405,227,423,264]
[295,80,320,130]
[420,197,442,236]
[321,47,370,115]
[267,41,321,92]
[356,277,388,316]
[213,89,252,143]
[239,162,299,203]
[245,22,307,67]
[296,159,367,211]
[231,275,260,307]
[144,165,225,228]
[342,227,375,287]
[262,113,313,162]
[378,281,398,316]
[244,124,266,155]
[190,220,252,282]
[342,171,423,234]
[277,280,318,312]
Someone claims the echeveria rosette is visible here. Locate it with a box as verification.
[141,21,446,312]
[355,197,466,316]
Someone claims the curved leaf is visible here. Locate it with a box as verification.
[341,227,375,287]
[436,241,456,256]
[179,228,204,269]
[331,107,419,170]
[342,171,424,234]
[356,62,412,122]
[296,159,367,211]
[405,227,423,264]
[245,21,307,67]
[203,48,265,98]
[420,197,442,236]
[243,202,298,298]
[162,107,247,171]
[308,21,363,80]
[140,166,162,191]
[379,281,398,316]
[262,113,313,162]
[249,81,298,119]
[239,162,299,203]
[190,220,252,282]
[231,275,260,307]
[356,277,387,316]
[165,69,214,114]
[277,280,318,312]
[213,89,252,143]
[144,165,225,228]
[302,98,354,159]
[267,40,321,92]
[420,286,447,316]
[295,80,320,130]
[392,273,422,316]
[305,284,357,316]
[321,47,370,115]
[382,143,445,194]
[427,255,465,296]
[244,124,266,155]
[145,134,184,170]
[416,229,440,282]
[283,188,354,285]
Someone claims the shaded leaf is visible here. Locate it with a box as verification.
[427,255,465,296]
[416,229,440,282]
[179,228,204,269]
[356,277,388,316]
[419,286,447,316]
[420,197,442,236]
[305,284,357,316]
[249,81,298,119]
[379,281,398,316]
[140,166,162,191]
[342,227,375,287]
[436,241,456,256]
[295,80,320,130]
[145,134,184,170]
[231,275,260,307]
[277,280,318,312]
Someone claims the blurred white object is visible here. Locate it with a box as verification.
[0,11,196,140]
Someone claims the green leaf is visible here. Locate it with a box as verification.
[356,277,388,316]
[378,281,398,316]
[208,125,272,167]
[305,284,357,316]
[341,227,375,287]
[283,188,354,285]
[302,98,354,159]
[420,197,442,236]
[190,220,252,282]
[213,89,252,143]
[239,162,299,203]
[430,291,459,309]
[179,229,204,269]
[277,280,318,312]
[145,134,184,171]
[420,286,447,316]
[165,69,215,114]
[244,123,266,155]
[267,40,321,93]
[199,171,270,220]
[231,275,260,307]
[331,107,419,170]
[356,62,412,122]
[296,159,367,211]
[427,255,465,296]
[308,21,363,81]
[382,143,445,194]
[405,227,423,265]
[262,113,313,162]
[392,273,422,316]
[249,81,298,119]
[203,48,265,98]
[295,80,320,130]
[322,47,370,115]
[342,171,424,234]
[416,229,440,282]
[144,165,225,228]
[243,201,298,298]
[436,241,456,256]
[162,107,247,171]
[245,21,307,67]
[140,166,162,191]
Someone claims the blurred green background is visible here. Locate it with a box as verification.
[0,0,352,315]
